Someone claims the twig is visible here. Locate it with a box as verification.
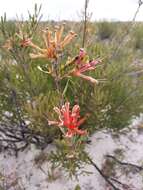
[110,177,134,190]
[106,155,143,171]
[87,156,121,190]
[82,0,89,48]
[53,59,64,106]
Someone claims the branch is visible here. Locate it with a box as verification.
[87,156,121,190]
[82,0,89,48]
[106,155,143,171]
[110,177,136,190]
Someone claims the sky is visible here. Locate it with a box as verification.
[0,0,143,21]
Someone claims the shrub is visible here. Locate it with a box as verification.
[97,21,117,40]
[132,24,143,49]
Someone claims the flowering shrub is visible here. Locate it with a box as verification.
[0,9,103,175]
[0,4,143,181]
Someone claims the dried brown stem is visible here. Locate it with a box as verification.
[87,156,121,190]
[106,155,143,171]
[82,0,89,48]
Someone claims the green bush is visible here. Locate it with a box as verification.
[132,24,143,49]
[97,21,117,40]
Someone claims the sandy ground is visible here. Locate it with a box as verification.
[0,115,143,190]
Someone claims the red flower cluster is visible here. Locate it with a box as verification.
[48,102,88,137]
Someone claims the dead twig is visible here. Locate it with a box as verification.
[106,155,143,171]
[87,156,121,190]
[82,0,90,48]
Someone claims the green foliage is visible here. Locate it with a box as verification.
[48,138,90,179]
[25,92,61,136]
[97,21,117,40]
[132,24,143,49]
[74,184,81,190]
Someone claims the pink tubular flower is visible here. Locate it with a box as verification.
[72,49,101,84]
[48,102,88,137]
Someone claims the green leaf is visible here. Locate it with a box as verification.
[74,184,81,190]
[62,79,70,97]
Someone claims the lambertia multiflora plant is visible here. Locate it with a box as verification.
[21,24,103,177]
[0,8,103,177]
[1,3,143,187]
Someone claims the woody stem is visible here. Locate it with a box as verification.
[53,59,64,106]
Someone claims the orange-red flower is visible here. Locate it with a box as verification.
[48,102,88,137]
[71,49,101,84]
[20,24,77,60]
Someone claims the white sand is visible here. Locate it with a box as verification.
[0,115,143,190]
